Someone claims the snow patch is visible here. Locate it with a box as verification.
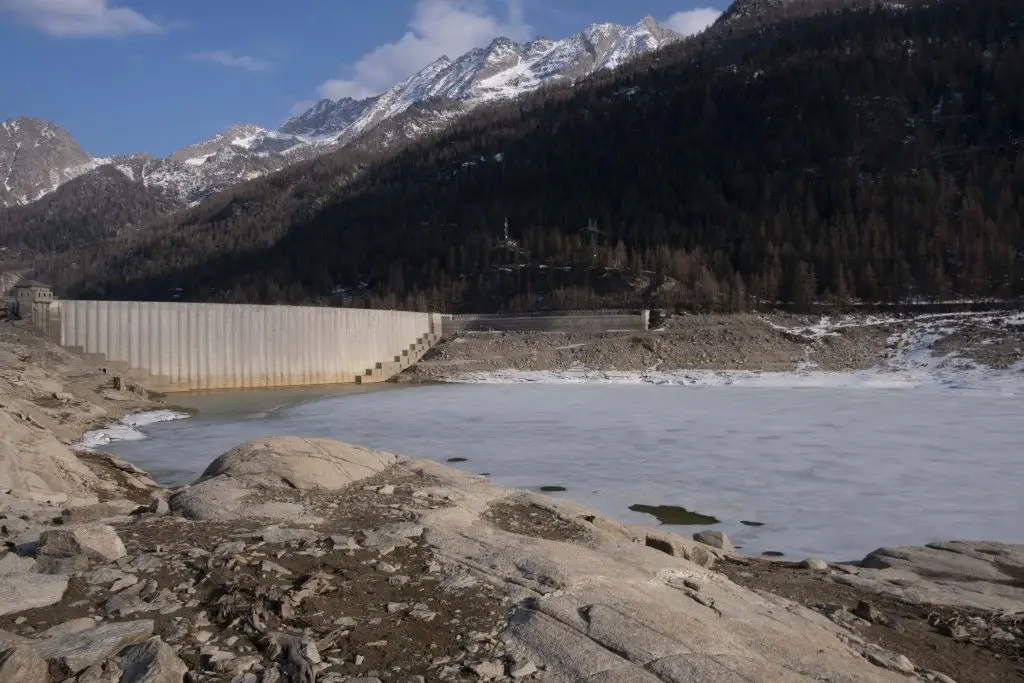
[78,410,190,450]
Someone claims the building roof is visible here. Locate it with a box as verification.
[14,279,51,289]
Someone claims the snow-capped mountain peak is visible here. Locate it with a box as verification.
[167,123,270,163]
[2,16,679,210]
[279,16,679,146]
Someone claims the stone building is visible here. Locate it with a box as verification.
[11,280,54,319]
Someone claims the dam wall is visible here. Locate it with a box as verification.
[40,301,442,392]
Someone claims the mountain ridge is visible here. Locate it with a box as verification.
[45,0,1022,312]
[0,16,681,212]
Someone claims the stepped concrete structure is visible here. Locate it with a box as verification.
[32,300,441,392]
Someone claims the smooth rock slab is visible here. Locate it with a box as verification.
[0,572,69,616]
[34,619,153,677]
[119,636,188,683]
[0,644,48,683]
[38,524,126,562]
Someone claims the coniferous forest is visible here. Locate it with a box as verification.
[30,0,1024,312]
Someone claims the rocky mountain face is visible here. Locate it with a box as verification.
[0,17,679,212]
[0,117,106,207]
[282,17,679,145]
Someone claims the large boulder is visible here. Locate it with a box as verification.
[171,438,396,521]
[198,437,396,489]
[692,529,734,552]
[38,524,127,562]
[118,636,188,683]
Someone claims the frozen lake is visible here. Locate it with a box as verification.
[100,382,1024,561]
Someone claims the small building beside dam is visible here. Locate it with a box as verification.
[32,300,441,392]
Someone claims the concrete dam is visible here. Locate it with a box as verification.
[36,301,442,392]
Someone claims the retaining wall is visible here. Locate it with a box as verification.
[442,310,649,334]
[41,301,442,392]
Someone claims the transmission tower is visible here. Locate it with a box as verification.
[580,218,604,262]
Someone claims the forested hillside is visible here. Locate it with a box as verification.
[46,0,1024,312]
[0,166,178,258]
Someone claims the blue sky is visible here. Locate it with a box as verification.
[0,0,723,157]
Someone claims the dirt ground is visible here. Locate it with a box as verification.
[717,556,1024,683]
[402,311,1024,381]
[0,470,597,681]
[0,318,160,442]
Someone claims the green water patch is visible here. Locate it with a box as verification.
[539,485,567,492]
[446,457,468,463]
[740,520,765,527]
[628,504,720,526]
[762,550,785,557]
[479,472,491,476]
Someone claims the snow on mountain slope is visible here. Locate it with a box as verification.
[2,16,679,210]
[295,16,682,147]
[279,97,379,140]
[0,117,108,207]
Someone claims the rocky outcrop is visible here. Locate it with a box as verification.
[0,407,100,496]
[835,541,1024,612]
[170,436,396,521]
[398,458,910,682]
[199,436,397,489]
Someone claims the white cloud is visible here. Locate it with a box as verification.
[318,0,531,101]
[188,50,272,73]
[0,0,164,37]
[663,7,721,37]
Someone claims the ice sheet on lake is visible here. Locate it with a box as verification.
[78,410,190,450]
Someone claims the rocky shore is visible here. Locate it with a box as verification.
[400,311,1024,382]
[2,318,1022,682]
